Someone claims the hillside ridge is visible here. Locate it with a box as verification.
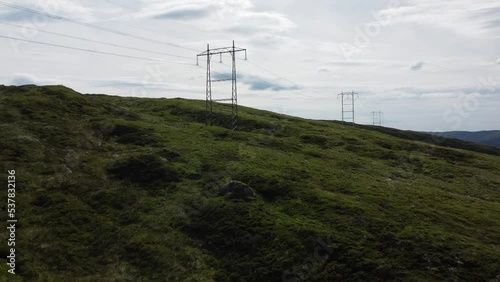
[426,131,500,148]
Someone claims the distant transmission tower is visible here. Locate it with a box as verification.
[371,111,383,126]
[197,40,247,130]
[337,91,358,125]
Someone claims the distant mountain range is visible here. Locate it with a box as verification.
[427,131,500,148]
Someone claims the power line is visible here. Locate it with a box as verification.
[0,20,196,62]
[0,34,194,65]
[0,1,199,52]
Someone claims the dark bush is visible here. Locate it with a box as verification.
[237,118,276,132]
[88,189,137,210]
[31,193,67,207]
[110,124,138,135]
[431,147,475,164]
[241,175,296,201]
[300,134,330,148]
[91,122,160,145]
[375,140,393,149]
[107,154,181,187]
[156,148,181,160]
[116,131,158,145]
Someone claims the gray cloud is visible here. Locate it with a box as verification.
[95,80,148,88]
[152,5,212,20]
[10,73,36,86]
[224,25,265,35]
[211,72,232,81]
[8,73,62,86]
[484,19,500,31]
[94,79,198,92]
[326,60,367,66]
[0,0,97,23]
[471,5,500,31]
[497,58,500,64]
[377,1,500,38]
[245,78,299,91]
[0,10,36,22]
[393,86,500,96]
[89,78,203,99]
[322,60,403,68]
[410,61,424,71]
[212,72,299,92]
[318,67,330,73]
[473,5,500,17]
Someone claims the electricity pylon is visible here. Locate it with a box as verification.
[197,41,247,130]
[371,111,383,126]
[338,91,358,125]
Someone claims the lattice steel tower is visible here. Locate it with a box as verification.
[371,111,383,126]
[338,91,358,125]
[197,41,247,130]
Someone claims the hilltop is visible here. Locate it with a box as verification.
[0,85,499,281]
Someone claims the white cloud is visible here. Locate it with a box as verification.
[53,0,96,21]
[225,11,295,34]
[139,0,295,39]
[377,0,500,38]
[0,0,117,23]
[325,59,400,67]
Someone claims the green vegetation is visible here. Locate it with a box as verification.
[0,85,499,281]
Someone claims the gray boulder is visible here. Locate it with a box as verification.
[219,180,256,201]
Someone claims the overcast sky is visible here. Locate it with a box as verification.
[1,0,499,131]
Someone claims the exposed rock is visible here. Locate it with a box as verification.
[219,180,256,201]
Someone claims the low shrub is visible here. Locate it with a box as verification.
[107,154,181,187]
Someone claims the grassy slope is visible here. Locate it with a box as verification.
[0,85,499,281]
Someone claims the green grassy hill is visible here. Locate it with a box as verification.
[0,85,499,281]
